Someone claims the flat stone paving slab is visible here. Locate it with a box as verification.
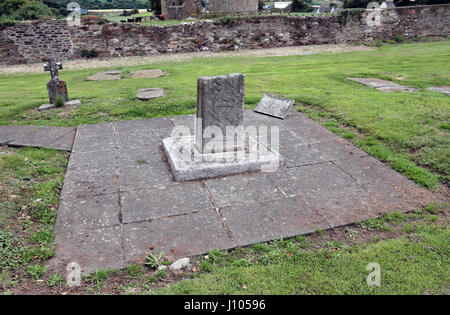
[137,88,164,101]
[129,69,165,79]
[0,125,38,145]
[52,110,438,273]
[87,70,122,81]
[348,78,417,92]
[8,126,76,151]
[427,86,450,96]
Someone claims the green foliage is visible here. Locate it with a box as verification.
[47,273,65,287]
[149,0,161,15]
[54,94,65,107]
[27,263,49,280]
[0,231,21,270]
[80,49,99,59]
[337,8,365,26]
[0,0,57,21]
[290,0,313,12]
[145,251,164,269]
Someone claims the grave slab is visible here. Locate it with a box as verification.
[55,192,121,233]
[120,182,213,223]
[205,173,283,208]
[8,126,76,151]
[129,69,165,79]
[254,94,295,119]
[137,88,164,101]
[54,110,438,273]
[123,210,234,263]
[52,226,124,274]
[87,71,122,81]
[428,86,450,96]
[348,77,417,92]
[0,125,38,145]
[221,197,318,247]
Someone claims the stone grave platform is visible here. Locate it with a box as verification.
[52,110,437,273]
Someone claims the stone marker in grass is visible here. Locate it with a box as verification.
[137,88,164,100]
[163,73,280,181]
[40,59,81,111]
[254,94,295,119]
[44,59,68,104]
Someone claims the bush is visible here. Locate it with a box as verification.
[80,49,99,59]
[291,0,313,12]
[54,95,65,107]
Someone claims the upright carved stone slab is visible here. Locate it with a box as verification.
[195,74,245,154]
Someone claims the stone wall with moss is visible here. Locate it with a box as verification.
[0,5,449,65]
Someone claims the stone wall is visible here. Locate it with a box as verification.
[0,5,449,65]
[161,0,201,20]
[208,0,258,13]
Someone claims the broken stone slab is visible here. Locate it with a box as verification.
[38,99,81,111]
[348,78,417,92]
[169,257,190,270]
[428,86,450,96]
[87,71,122,81]
[137,88,164,101]
[254,94,295,119]
[129,69,165,79]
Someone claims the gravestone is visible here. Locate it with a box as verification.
[163,73,280,181]
[137,88,164,101]
[195,74,245,154]
[44,59,69,104]
[254,94,295,119]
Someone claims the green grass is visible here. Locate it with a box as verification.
[153,222,449,295]
[5,41,448,186]
[0,147,68,287]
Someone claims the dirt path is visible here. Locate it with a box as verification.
[0,44,376,75]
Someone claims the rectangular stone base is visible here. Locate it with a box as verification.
[163,135,281,182]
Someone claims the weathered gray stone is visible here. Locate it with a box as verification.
[162,135,281,182]
[87,71,122,81]
[53,109,439,273]
[348,78,417,92]
[196,73,245,153]
[0,125,38,145]
[55,192,121,233]
[428,86,450,96]
[268,162,357,197]
[137,88,164,101]
[123,210,234,264]
[52,226,124,274]
[65,99,81,106]
[120,182,213,223]
[129,69,165,79]
[38,99,80,111]
[205,173,283,207]
[169,258,190,270]
[254,94,295,119]
[221,197,317,247]
[44,59,69,103]
[38,103,56,111]
[311,138,368,161]
[8,126,76,150]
